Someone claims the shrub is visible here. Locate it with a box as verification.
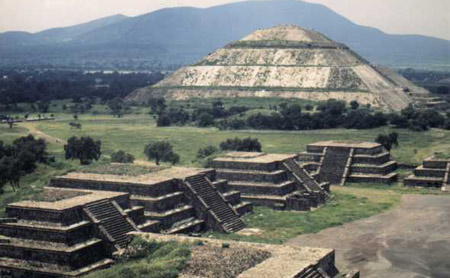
[196,112,215,127]
[197,146,218,159]
[111,150,135,163]
[220,137,262,152]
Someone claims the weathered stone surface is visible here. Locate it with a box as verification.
[126,25,427,111]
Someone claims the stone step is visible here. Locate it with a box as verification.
[131,192,185,212]
[348,172,397,184]
[144,205,195,229]
[165,219,204,234]
[404,175,444,187]
[216,169,288,183]
[228,180,295,196]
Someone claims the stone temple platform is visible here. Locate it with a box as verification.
[212,152,330,210]
[137,233,359,278]
[0,187,149,277]
[298,141,398,185]
[404,156,450,190]
[49,167,252,235]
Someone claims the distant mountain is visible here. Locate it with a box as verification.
[0,0,449,69]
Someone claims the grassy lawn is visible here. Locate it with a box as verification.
[24,113,450,166]
[205,186,402,244]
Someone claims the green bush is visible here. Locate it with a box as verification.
[110,150,135,163]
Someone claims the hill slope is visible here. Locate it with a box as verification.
[127,25,426,111]
[0,0,449,69]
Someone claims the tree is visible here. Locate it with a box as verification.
[13,134,48,163]
[196,112,215,127]
[375,132,399,151]
[0,156,22,191]
[350,100,360,110]
[64,136,101,165]
[143,141,179,165]
[107,97,126,117]
[111,150,135,163]
[148,97,166,115]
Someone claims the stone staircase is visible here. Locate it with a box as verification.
[298,264,330,278]
[84,200,136,250]
[284,159,323,192]
[340,148,354,186]
[185,175,245,233]
[318,147,351,184]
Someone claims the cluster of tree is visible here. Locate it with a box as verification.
[0,69,164,107]
[111,150,135,163]
[143,141,180,165]
[151,98,249,127]
[391,105,450,131]
[0,135,48,192]
[219,100,387,130]
[219,137,262,152]
[64,136,102,165]
[375,132,399,151]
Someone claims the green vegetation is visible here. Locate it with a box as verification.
[85,237,191,278]
[205,186,401,244]
[111,150,135,163]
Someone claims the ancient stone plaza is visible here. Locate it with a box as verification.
[0,140,405,277]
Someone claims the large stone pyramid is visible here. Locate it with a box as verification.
[127,25,429,111]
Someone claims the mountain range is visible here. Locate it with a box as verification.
[0,0,449,70]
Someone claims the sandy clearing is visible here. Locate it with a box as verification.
[287,194,450,278]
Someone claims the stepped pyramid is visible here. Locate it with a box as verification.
[127,25,429,111]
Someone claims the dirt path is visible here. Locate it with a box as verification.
[287,194,450,277]
[22,123,64,146]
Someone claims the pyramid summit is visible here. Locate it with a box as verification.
[127,25,429,111]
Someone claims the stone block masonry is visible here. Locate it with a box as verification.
[300,141,398,185]
[212,152,329,211]
[49,167,252,235]
[404,156,450,190]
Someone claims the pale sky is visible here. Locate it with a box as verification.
[0,0,449,40]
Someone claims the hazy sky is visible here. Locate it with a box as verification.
[0,0,449,40]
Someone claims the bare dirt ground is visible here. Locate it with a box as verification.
[287,194,450,278]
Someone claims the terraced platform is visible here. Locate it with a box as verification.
[298,141,398,185]
[0,187,147,277]
[212,152,329,210]
[49,167,252,235]
[404,156,450,190]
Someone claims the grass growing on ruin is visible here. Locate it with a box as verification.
[85,237,191,278]
[206,187,401,244]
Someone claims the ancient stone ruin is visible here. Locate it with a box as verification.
[127,25,432,112]
[48,167,252,235]
[0,187,140,277]
[404,155,450,190]
[211,152,330,210]
[297,141,398,185]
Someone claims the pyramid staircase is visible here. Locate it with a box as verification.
[84,199,136,250]
[185,175,245,233]
[283,159,329,199]
[318,147,352,185]
[298,264,330,278]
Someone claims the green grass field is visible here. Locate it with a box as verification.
[20,113,449,166]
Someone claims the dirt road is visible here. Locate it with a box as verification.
[287,194,450,278]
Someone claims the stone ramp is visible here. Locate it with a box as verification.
[318,147,351,184]
[185,175,245,233]
[84,199,136,250]
[284,159,323,192]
